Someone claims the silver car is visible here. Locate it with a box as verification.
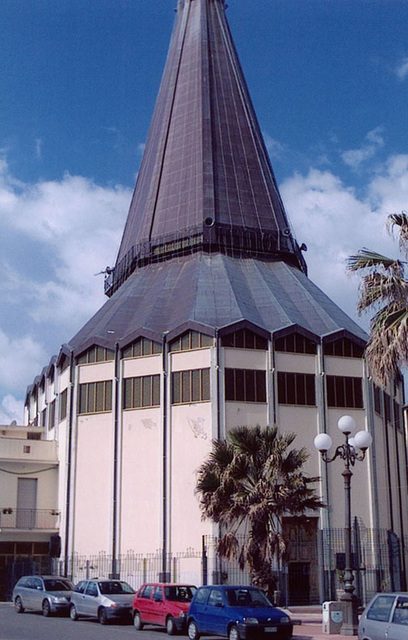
[358,592,408,640]
[12,575,73,616]
[70,578,135,624]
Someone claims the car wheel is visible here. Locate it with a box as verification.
[70,604,79,621]
[133,611,144,630]
[188,620,200,640]
[98,607,109,625]
[14,596,24,614]
[229,624,239,640]
[42,600,51,617]
[166,616,177,635]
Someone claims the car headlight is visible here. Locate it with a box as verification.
[280,617,290,624]
[52,597,68,603]
[179,611,186,618]
[243,618,259,625]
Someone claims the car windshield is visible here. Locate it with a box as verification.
[43,579,73,591]
[165,586,196,602]
[226,588,272,607]
[98,581,135,595]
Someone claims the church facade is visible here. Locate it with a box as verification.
[21,0,408,605]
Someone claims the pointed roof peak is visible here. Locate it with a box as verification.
[105,0,306,297]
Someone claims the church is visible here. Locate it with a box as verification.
[21,0,408,605]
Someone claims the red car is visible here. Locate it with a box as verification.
[133,583,196,634]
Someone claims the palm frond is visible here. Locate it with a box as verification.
[387,212,408,257]
[347,248,402,273]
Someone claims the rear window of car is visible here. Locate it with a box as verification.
[392,597,408,626]
[44,579,72,591]
[165,586,196,602]
[226,588,271,607]
[98,581,135,595]
[367,595,395,622]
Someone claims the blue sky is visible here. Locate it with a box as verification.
[1,0,408,422]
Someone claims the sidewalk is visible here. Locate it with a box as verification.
[289,609,356,640]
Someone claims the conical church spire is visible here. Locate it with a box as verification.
[105,0,306,297]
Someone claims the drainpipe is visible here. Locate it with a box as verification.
[64,349,75,577]
[111,342,120,578]
[162,333,169,580]
[215,329,221,440]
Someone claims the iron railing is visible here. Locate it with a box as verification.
[0,508,59,530]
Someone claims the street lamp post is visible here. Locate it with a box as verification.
[314,416,372,637]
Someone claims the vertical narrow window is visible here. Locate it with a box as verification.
[224,369,266,403]
[326,376,363,408]
[78,381,112,414]
[123,375,160,409]
[171,369,210,404]
[277,372,316,406]
[59,389,68,421]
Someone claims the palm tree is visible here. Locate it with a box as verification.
[195,425,323,597]
[347,212,408,385]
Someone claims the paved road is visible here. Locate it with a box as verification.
[0,602,138,640]
[0,603,351,640]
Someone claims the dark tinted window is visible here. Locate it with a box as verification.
[277,372,316,405]
[326,376,363,408]
[98,581,134,595]
[44,579,72,591]
[222,329,267,350]
[225,369,266,402]
[165,586,196,602]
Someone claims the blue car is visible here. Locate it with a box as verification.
[187,585,293,640]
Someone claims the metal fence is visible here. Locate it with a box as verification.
[3,525,407,606]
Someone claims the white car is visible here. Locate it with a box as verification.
[70,578,135,624]
[358,592,408,640]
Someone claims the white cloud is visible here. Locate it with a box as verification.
[0,156,132,408]
[395,56,408,81]
[263,133,285,159]
[341,127,385,170]
[0,394,24,425]
[281,156,408,323]
[2,150,408,418]
[0,327,48,393]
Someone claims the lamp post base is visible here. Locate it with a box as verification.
[339,591,359,636]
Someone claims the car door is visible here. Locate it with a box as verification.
[361,594,396,640]
[81,581,99,617]
[23,577,36,609]
[152,586,166,625]
[139,584,155,623]
[30,577,44,611]
[388,595,408,640]
[206,588,227,635]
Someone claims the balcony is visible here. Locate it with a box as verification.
[0,508,59,530]
[0,438,57,463]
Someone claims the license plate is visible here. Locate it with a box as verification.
[265,627,277,633]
